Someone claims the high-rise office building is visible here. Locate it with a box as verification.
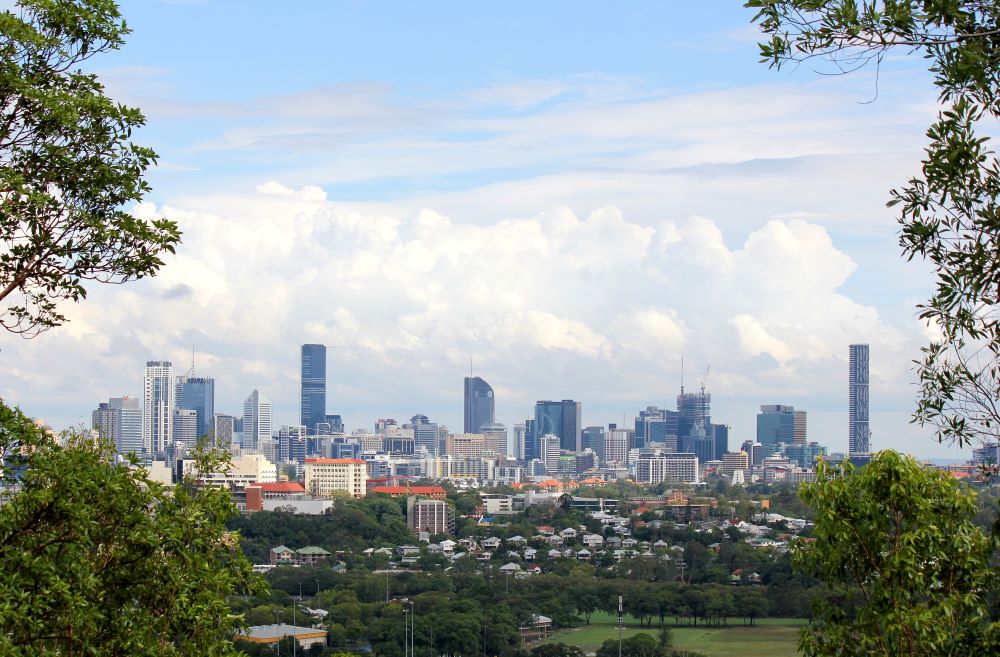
[176,376,214,439]
[243,389,272,451]
[172,408,198,447]
[582,425,606,460]
[410,414,440,456]
[463,376,495,433]
[479,421,508,456]
[634,406,680,449]
[757,405,807,454]
[300,344,327,433]
[210,413,235,449]
[849,344,871,455]
[512,423,527,460]
[603,425,630,464]
[143,361,175,457]
[538,434,561,473]
[677,387,710,451]
[534,400,582,452]
[710,423,729,460]
[523,418,536,461]
[96,396,143,457]
[92,402,118,445]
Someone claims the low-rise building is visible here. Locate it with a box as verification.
[241,624,327,650]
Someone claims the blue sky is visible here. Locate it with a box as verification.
[0,1,970,458]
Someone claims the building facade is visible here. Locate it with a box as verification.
[303,458,367,497]
[300,344,327,434]
[534,400,581,453]
[176,376,214,440]
[849,344,871,455]
[756,405,806,454]
[143,361,175,457]
[634,452,700,484]
[463,376,495,433]
[242,389,272,451]
[407,497,455,535]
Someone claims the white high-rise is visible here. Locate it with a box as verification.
[243,389,272,451]
[143,361,175,457]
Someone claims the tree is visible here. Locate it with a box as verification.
[530,642,585,657]
[596,634,661,657]
[0,0,180,336]
[794,451,999,656]
[747,0,1000,450]
[0,399,264,656]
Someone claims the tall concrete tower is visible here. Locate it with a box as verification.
[143,361,174,457]
[849,344,871,455]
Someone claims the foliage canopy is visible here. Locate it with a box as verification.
[0,399,263,656]
[794,451,999,656]
[748,0,1000,449]
[0,0,180,336]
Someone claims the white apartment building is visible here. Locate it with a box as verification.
[635,452,700,484]
[183,453,278,488]
[304,458,367,498]
[143,361,175,456]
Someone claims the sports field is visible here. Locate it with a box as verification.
[542,615,804,657]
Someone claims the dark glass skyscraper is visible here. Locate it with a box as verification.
[849,343,871,455]
[177,377,214,439]
[534,400,582,452]
[300,344,327,434]
[463,376,495,433]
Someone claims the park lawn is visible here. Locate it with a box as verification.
[543,618,804,657]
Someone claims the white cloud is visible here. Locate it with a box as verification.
[0,194,927,453]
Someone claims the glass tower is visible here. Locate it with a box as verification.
[534,400,582,452]
[463,376,495,433]
[177,376,214,439]
[300,344,327,434]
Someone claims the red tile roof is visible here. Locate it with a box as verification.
[248,482,306,493]
[370,485,447,496]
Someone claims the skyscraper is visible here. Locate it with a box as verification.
[210,413,235,449]
[463,376,495,433]
[177,376,214,439]
[143,361,174,457]
[410,414,440,456]
[757,405,806,454]
[172,408,198,447]
[534,400,582,452]
[243,389,272,451]
[677,388,710,452]
[300,344,327,433]
[849,343,871,455]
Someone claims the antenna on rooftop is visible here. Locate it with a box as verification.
[680,356,685,395]
[185,345,195,378]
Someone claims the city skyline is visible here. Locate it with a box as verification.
[0,2,956,457]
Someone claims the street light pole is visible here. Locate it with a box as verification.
[294,582,300,657]
[403,608,409,657]
[618,595,623,657]
[410,600,415,657]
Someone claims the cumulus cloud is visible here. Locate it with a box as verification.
[0,191,924,452]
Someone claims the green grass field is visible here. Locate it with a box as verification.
[542,615,805,657]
